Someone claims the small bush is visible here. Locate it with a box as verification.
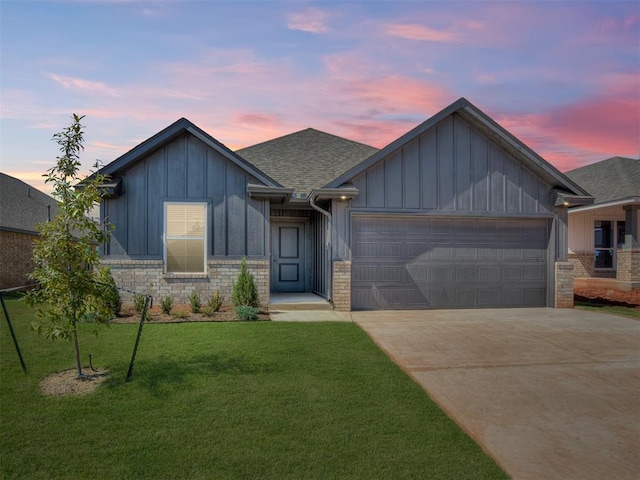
[231,258,259,308]
[235,305,260,321]
[96,267,121,317]
[201,306,216,317]
[171,310,189,319]
[160,295,174,314]
[207,291,224,313]
[189,291,201,314]
[133,293,147,314]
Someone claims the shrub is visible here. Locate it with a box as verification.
[96,266,121,317]
[172,310,189,319]
[160,295,174,314]
[207,291,224,312]
[189,291,201,314]
[235,305,260,321]
[231,258,259,308]
[133,293,147,315]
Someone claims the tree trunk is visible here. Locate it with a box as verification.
[72,320,83,378]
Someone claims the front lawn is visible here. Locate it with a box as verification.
[1,297,507,479]
[575,301,640,320]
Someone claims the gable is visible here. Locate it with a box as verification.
[98,117,279,188]
[104,132,269,258]
[349,113,555,215]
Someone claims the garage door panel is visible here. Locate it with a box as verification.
[352,217,549,310]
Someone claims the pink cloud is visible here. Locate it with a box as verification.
[382,23,458,42]
[494,78,640,171]
[47,73,120,97]
[286,8,330,33]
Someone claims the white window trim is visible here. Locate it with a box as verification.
[163,201,207,275]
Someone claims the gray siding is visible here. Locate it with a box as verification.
[350,114,554,215]
[103,133,269,259]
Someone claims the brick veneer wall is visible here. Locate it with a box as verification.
[102,258,270,306]
[0,231,36,289]
[332,260,351,311]
[554,262,574,308]
[568,252,594,278]
[616,249,640,282]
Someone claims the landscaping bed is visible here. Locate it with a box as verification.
[574,287,640,308]
[111,304,270,323]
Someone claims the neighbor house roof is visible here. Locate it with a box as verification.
[0,173,57,235]
[324,97,592,203]
[237,128,378,195]
[565,156,640,205]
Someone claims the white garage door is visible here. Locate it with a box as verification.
[351,216,550,310]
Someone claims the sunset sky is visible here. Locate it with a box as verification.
[1,0,638,194]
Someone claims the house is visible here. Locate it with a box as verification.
[566,157,640,291]
[0,173,58,289]
[96,98,592,310]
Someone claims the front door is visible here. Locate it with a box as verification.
[271,222,305,292]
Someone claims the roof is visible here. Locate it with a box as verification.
[565,157,640,205]
[96,117,281,188]
[237,128,378,194]
[324,97,591,200]
[0,173,57,234]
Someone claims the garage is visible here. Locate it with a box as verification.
[351,216,550,310]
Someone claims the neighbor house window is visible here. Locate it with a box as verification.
[164,202,206,274]
[594,220,625,269]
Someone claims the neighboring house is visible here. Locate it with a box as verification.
[565,157,640,290]
[96,98,591,310]
[0,173,57,289]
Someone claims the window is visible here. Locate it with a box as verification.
[594,220,625,269]
[164,202,206,274]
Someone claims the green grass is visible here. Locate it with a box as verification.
[1,297,507,479]
[575,301,640,320]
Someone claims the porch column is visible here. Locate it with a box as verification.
[617,205,640,283]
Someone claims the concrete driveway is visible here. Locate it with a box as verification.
[353,308,640,480]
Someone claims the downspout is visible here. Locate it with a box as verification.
[309,195,332,302]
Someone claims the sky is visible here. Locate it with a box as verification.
[1,0,639,194]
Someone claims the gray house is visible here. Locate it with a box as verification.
[97,98,591,310]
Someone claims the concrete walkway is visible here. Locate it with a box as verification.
[353,308,640,480]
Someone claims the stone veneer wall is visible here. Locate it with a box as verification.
[332,260,351,311]
[568,252,594,278]
[0,231,36,290]
[616,249,640,283]
[102,258,270,306]
[554,262,574,308]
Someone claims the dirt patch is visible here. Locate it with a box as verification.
[40,369,109,396]
[574,287,640,308]
[110,305,270,324]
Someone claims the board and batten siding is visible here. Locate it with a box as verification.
[350,114,554,215]
[103,133,269,259]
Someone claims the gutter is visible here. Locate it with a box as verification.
[308,186,359,304]
[309,194,333,302]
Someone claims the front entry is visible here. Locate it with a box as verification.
[271,221,306,292]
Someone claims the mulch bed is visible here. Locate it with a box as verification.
[574,287,640,308]
[110,305,270,324]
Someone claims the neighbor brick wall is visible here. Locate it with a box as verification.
[102,258,270,306]
[332,260,351,311]
[568,252,594,278]
[0,231,36,289]
[554,261,574,308]
[616,249,640,283]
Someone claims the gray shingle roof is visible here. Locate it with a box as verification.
[0,173,58,234]
[565,157,640,204]
[236,128,378,194]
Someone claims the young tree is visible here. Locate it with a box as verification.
[26,114,112,378]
